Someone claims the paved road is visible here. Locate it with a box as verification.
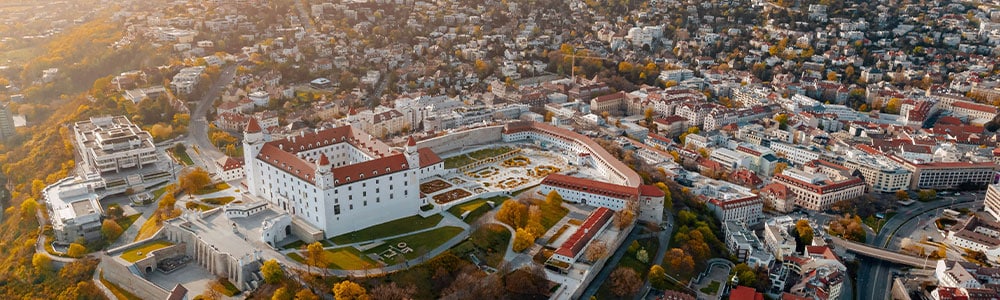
[186,63,237,166]
[858,194,982,300]
[579,225,641,299]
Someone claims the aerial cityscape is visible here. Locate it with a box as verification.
[3,0,1000,299]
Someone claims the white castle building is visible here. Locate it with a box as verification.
[242,119,443,238]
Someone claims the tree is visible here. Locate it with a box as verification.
[305,242,327,274]
[649,265,668,290]
[272,287,294,300]
[369,282,416,300]
[917,189,937,202]
[885,98,902,114]
[101,219,124,242]
[32,253,52,273]
[513,228,535,252]
[636,249,649,263]
[332,280,369,300]
[261,259,284,284]
[67,243,87,258]
[503,265,549,296]
[20,198,38,220]
[295,289,319,300]
[525,206,545,237]
[796,219,814,245]
[614,201,637,229]
[545,190,564,208]
[664,248,694,277]
[496,200,528,229]
[773,162,788,175]
[609,267,642,297]
[179,168,212,195]
[544,111,554,122]
[826,71,838,82]
[584,240,609,262]
[896,190,909,201]
[734,263,757,287]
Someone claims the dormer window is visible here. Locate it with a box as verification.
[386,167,390,172]
[372,171,378,175]
[359,174,365,179]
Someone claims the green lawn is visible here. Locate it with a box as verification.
[700,281,721,294]
[447,196,508,223]
[120,240,174,262]
[202,196,236,205]
[215,278,240,296]
[151,185,169,200]
[286,246,380,270]
[282,240,305,249]
[330,214,444,245]
[537,200,569,230]
[117,214,142,231]
[364,226,464,260]
[466,147,514,160]
[171,147,194,165]
[452,224,512,268]
[195,182,230,195]
[443,155,476,169]
[864,212,898,233]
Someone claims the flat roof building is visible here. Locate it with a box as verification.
[43,177,104,245]
[73,116,158,174]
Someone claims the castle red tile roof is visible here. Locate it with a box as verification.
[542,174,639,200]
[245,117,262,133]
[417,147,442,168]
[593,91,626,103]
[554,207,613,258]
[730,286,764,300]
[216,156,243,171]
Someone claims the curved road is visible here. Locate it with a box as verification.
[186,63,237,165]
[858,195,982,300]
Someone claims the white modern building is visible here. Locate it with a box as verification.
[73,116,158,174]
[170,66,205,94]
[842,147,911,193]
[43,177,104,245]
[242,119,444,238]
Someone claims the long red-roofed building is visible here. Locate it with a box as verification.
[550,207,614,264]
[539,174,665,224]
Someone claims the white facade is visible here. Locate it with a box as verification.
[986,184,1000,221]
[73,116,158,174]
[243,122,437,238]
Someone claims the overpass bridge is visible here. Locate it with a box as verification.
[829,236,937,268]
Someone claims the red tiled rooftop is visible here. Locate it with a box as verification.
[542,174,638,200]
[554,207,613,258]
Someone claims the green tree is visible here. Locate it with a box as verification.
[734,263,757,286]
[261,259,284,284]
